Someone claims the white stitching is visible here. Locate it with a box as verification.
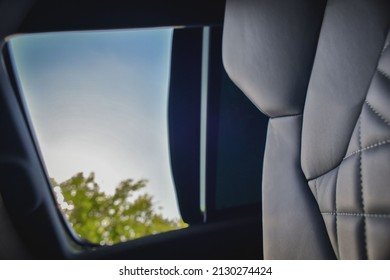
[322,212,390,218]
[378,68,390,80]
[343,139,390,160]
[365,100,390,126]
[358,118,368,259]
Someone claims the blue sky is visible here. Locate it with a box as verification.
[9,28,181,220]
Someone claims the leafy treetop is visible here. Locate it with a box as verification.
[51,172,187,245]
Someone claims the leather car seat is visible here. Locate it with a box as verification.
[222,0,390,259]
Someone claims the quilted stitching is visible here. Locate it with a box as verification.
[322,212,390,218]
[343,139,390,160]
[358,117,368,258]
[378,68,390,80]
[309,31,390,259]
[365,100,390,126]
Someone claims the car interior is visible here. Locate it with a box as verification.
[0,0,389,260]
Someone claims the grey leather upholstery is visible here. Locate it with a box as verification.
[223,0,390,259]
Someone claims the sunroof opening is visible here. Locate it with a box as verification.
[8,28,187,245]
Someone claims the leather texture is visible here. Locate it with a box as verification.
[263,116,336,259]
[308,29,390,259]
[301,0,390,179]
[222,0,326,117]
[223,0,390,259]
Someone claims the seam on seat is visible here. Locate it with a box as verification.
[269,113,303,120]
[314,179,318,199]
[308,30,390,259]
[334,165,340,258]
[307,69,390,182]
[309,139,390,182]
[365,100,390,126]
[343,139,390,160]
[378,68,390,80]
[308,165,340,182]
[322,212,390,218]
[358,118,368,259]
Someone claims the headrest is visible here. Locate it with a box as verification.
[222,0,326,118]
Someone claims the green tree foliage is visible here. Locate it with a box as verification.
[51,172,187,245]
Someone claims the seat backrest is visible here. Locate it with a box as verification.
[223,0,390,259]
